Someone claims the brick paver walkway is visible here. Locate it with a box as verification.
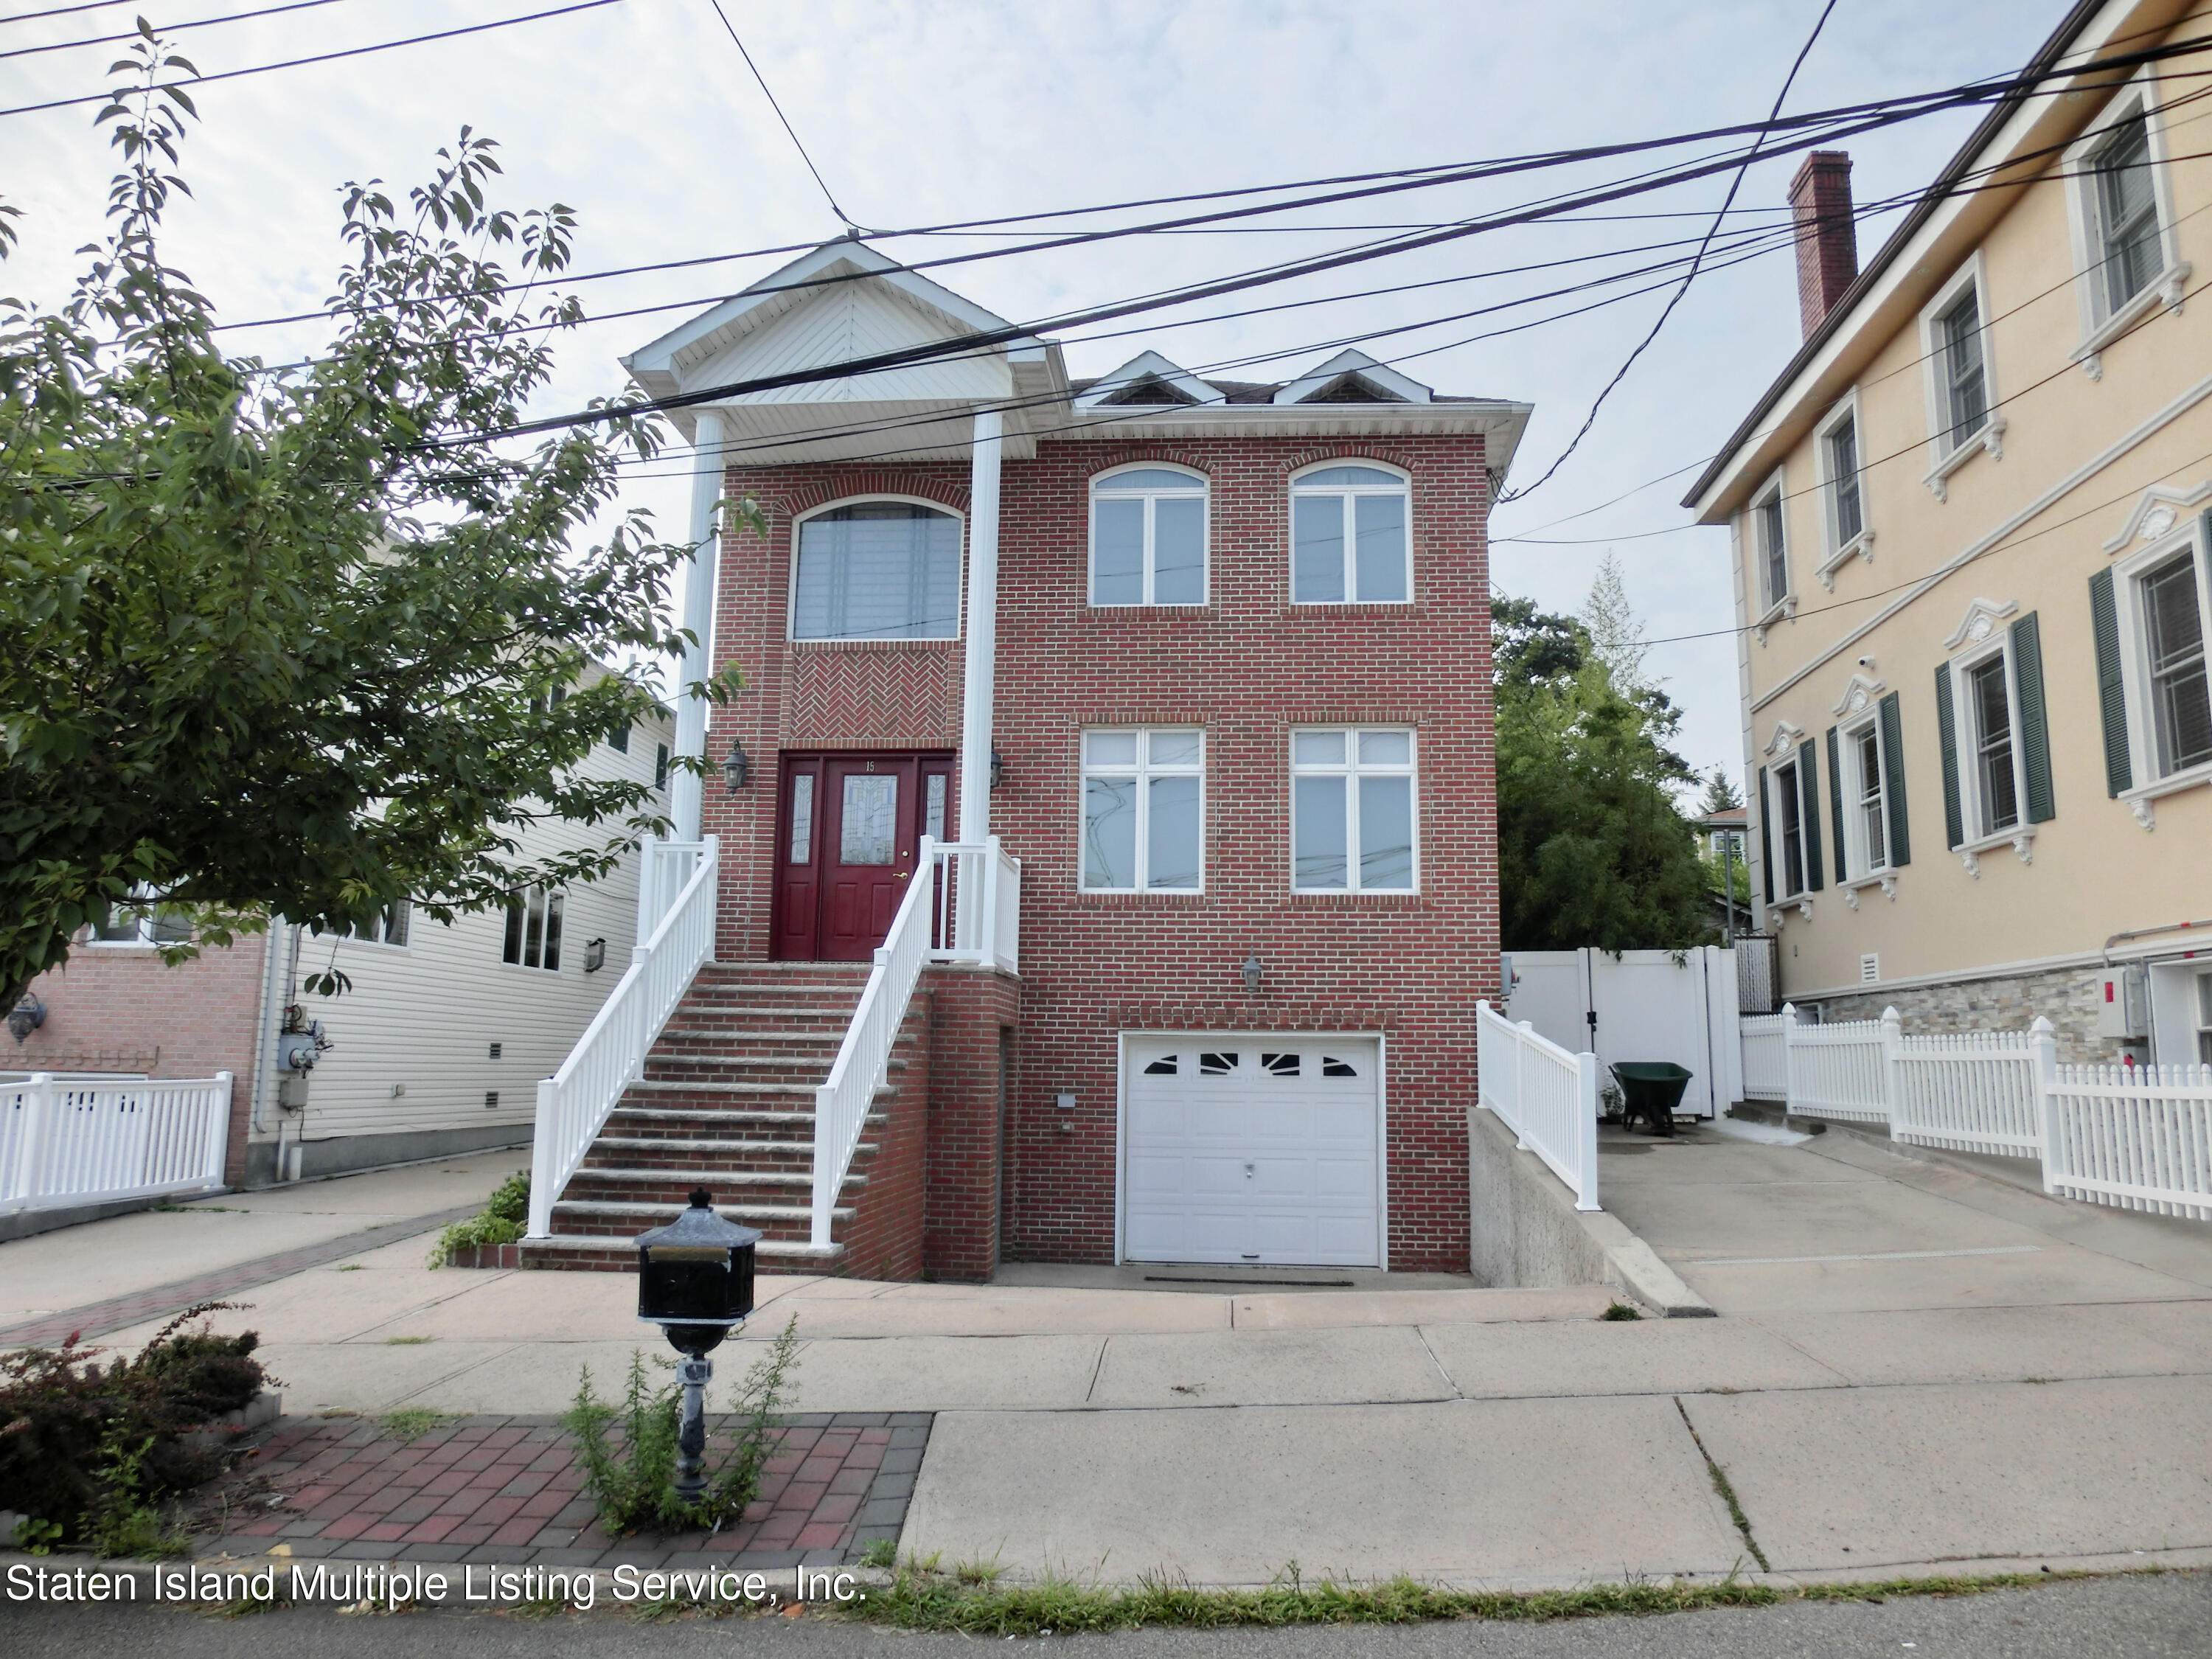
[192,1412,928,1571]
[0,1206,481,1350]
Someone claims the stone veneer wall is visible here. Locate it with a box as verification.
[1809,963,2117,1063]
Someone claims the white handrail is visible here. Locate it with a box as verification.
[1,1071,232,1214]
[527,836,719,1239]
[810,835,1022,1247]
[1476,1000,1599,1211]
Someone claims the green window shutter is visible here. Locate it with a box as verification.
[2089,567,2133,796]
[1825,725,1848,883]
[1757,765,1775,907]
[2010,611,2056,824]
[1798,740,1824,890]
[1935,664,1964,849]
[1879,691,1910,866]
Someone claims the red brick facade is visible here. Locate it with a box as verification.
[699,434,1499,1273]
[15,939,267,1187]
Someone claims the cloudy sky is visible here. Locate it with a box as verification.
[5,0,2063,789]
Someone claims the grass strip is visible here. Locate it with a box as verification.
[840,1566,2140,1635]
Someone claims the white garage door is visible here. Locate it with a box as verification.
[1122,1037,1382,1267]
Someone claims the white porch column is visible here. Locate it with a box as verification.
[670,409,725,841]
[958,408,1002,842]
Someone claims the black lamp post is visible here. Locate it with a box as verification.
[636,1189,761,1500]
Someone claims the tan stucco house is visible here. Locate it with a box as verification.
[1688,0,2212,1063]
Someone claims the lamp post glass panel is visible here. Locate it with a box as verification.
[636,1190,760,1499]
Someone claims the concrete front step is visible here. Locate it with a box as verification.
[563,1166,857,1194]
[582,1134,876,1161]
[549,1197,851,1240]
[521,1234,846,1273]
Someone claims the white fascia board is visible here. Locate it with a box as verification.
[1072,349,1222,408]
[1688,0,2161,524]
[1057,400,1531,462]
[1273,348,1433,405]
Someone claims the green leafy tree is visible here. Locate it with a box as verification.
[0,34,749,1011]
[1492,594,1714,951]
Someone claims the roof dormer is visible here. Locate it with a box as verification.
[1272,349,1432,406]
[1074,351,1220,409]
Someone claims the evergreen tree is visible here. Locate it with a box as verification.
[1700,766,1743,815]
[1579,552,1649,692]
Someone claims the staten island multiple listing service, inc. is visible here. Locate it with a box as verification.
[7,1561,869,1611]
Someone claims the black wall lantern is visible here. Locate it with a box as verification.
[583,937,607,974]
[1241,954,1265,995]
[636,1190,761,1498]
[7,992,46,1045]
[721,737,752,793]
[990,745,1006,790]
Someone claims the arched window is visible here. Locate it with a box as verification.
[792,501,962,641]
[1290,463,1410,604]
[1089,466,1208,606]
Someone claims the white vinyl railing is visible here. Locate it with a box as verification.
[1784,1015,1890,1123]
[527,836,719,1239]
[1475,1000,1599,1211]
[1,1073,232,1214]
[810,836,1022,1248]
[1891,1013,2051,1158]
[2045,1063,2212,1220]
[1741,1013,1790,1102]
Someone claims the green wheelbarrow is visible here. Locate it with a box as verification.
[1611,1061,1694,1137]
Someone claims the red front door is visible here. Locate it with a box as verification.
[773,751,954,961]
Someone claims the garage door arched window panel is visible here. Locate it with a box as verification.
[1090,466,1208,607]
[791,501,962,641]
[1290,727,1416,891]
[1290,464,1411,604]
[1080,728,1205,891]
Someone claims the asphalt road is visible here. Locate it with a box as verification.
[6,1573,2210,1658]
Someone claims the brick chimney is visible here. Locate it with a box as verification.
[1789,151,1857,339]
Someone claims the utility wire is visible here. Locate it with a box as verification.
[192,44,2212,342]
[702,0,860,232]
[0,0,350,58]
[1498,0,1840,504]
[0,0,629,115]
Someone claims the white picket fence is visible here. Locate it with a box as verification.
[1,1073,232,1213]
[1742,1002,2212,1222]
[528,838,720,1239]
[2045,1064,2212,1221]
[1475,1000,1599,1211]
[1741,1012,1790,1102]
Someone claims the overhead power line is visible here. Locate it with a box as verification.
[1498,0,1839,504]
[702,0,860,232]
[0,0,352,59]
[193,44,2211,344]
[0,0,630,116]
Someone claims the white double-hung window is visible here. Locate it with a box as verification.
[1919,258,2003,490]
[1747,468,1790,622]
[1290,464,1410,603]
[503,886,564,971]
[2065,73,2181,352]
[1090,467,1207,605]
[1081,728,1204,891]
[1291,728,1416,891]
[2096,512,2212,807]
[792,501,961,640]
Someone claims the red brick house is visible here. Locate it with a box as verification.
[524,241,1528,1278]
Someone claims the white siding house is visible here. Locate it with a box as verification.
[246,703,675,1182]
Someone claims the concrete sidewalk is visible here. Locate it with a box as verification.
[9,1124,2212,1588]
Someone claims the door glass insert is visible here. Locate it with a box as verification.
[1143,1054,1179,1076]
[1261,1052,1301,1077]
[1321,1056,1358,1077]
[788,773,815,864]
[1197,1052,1239,1075]
[925,772,948,842]
[840,773,899,865]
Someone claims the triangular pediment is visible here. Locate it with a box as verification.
[622,238,1046,404]
[2101,479,2212,552]
[1942,597,2018,653]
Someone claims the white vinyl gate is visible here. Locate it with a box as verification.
[1503,947,1742,1118]
[1121,1037,1382,1267]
